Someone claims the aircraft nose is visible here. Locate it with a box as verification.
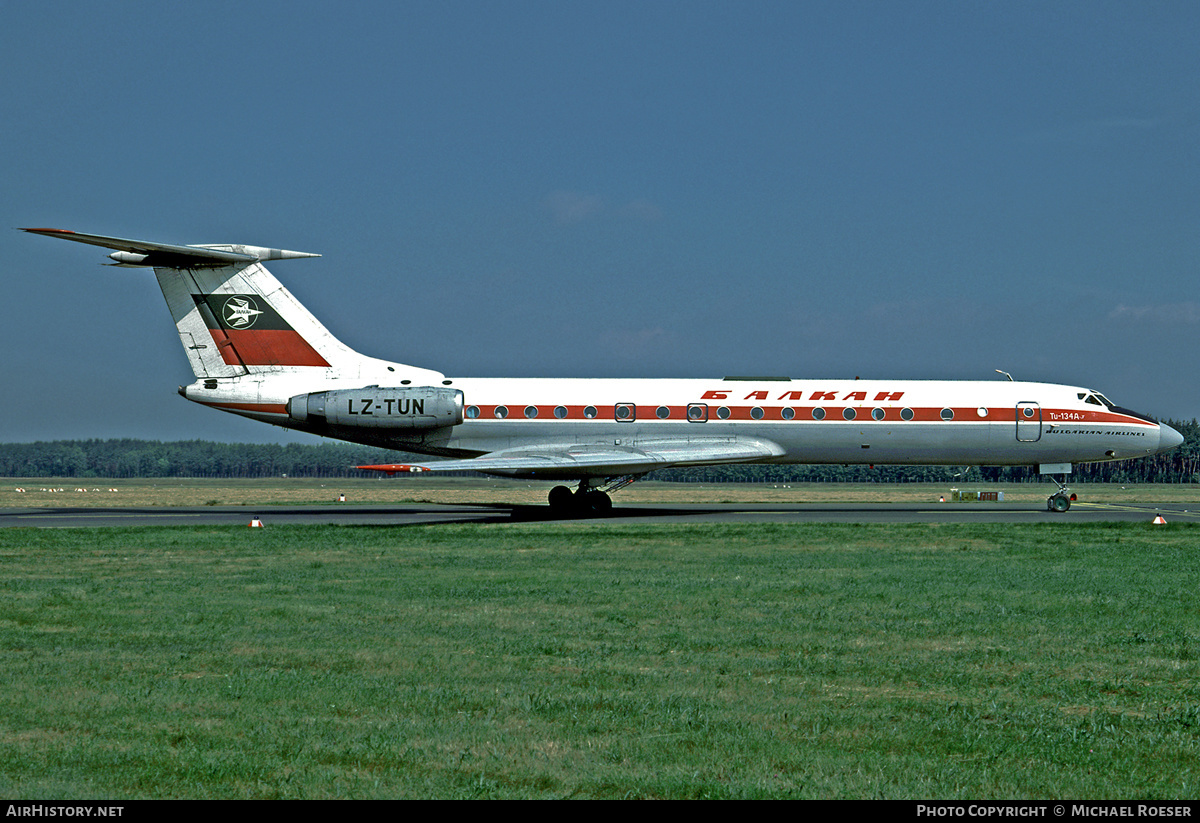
[1158,422,1184,454]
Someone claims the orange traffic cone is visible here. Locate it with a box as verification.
[249,517,264,528]
[1152,515,1167,524]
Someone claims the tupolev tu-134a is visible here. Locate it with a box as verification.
[24,227,1183,514]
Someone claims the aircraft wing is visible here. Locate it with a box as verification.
[359,437,786,480]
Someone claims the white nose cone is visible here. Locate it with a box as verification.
[1158,423,1184,454]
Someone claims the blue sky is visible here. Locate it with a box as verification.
[2,1,1197,443]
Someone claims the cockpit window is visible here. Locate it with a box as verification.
[1084,394,1103,406]
[1094,393,1113,408]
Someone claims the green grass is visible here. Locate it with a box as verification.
[1,522,1198,798]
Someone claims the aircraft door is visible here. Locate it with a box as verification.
[1016,402,1041,442]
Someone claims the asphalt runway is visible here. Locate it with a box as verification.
[2,500,1196,528]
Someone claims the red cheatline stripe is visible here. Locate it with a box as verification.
[459,404,1156,425]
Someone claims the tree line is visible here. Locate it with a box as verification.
[1,418,1197,482]
[0,439,408,479]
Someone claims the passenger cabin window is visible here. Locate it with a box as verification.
[781,407,795,420]
[900,408,914,421]
[940,408,954,420]
[615,403,635,421]
[494,406,509,419]
[871,408,885,421]
[751,407,764,420]
[656,406,671,419]
[524,405,538,418]
[554,406,568,419]
[465,406,480,419]
[717,406,731,419]
[584,406,598,419]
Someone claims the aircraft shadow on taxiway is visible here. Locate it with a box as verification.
[225,501,1082,526]
[2,501,1151,528]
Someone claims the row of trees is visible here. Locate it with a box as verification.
[1,417,1197,482]
[0,439,407,479]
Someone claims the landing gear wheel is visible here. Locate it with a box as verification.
[582,490,612,515]
[548,485,574,512]
[1048,493,1071,512]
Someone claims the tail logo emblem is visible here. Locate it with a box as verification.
[222,296,264,329]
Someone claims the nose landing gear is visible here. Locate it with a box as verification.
[1046,475,1076,512]
[1048,492,1071,512]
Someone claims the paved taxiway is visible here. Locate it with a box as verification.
[3,501,1197,528]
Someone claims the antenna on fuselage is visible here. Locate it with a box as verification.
[995,369,1014,381]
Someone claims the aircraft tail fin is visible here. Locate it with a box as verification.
[22,228,440,383]
[154,260,350,378]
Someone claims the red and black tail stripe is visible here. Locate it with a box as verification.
[193,293,330,367]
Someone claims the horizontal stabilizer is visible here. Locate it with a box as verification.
[20,228,319,268]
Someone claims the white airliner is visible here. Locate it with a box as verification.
[24,228,1183,514]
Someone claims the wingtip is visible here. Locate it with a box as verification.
[357,463,429,474]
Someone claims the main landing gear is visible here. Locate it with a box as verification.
[1046,475,1077,513]
[549,484,611,515]
[547,475,642,517]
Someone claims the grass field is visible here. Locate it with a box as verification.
[1,520,1198,798]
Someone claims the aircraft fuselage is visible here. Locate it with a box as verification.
[181,373,1175,477]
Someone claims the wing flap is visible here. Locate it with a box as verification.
[359,437,785,479]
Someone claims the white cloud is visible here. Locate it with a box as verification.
[1108,302,1200,325]
[545,191,604,224]
[598,326,671,358]
[620,199,662,222]
[544,191,663,224]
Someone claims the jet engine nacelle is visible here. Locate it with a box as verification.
[288,386,464,429]
[108,251,150,266]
